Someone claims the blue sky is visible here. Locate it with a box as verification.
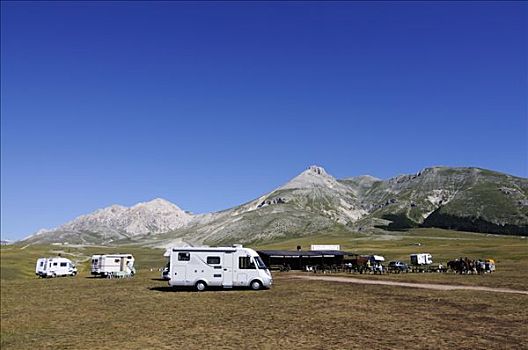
[1,1,527,240]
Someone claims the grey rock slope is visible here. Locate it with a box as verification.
[154,166,365,246]
[22,166,528,246]
[343,167,528,234]
[154,166,528,247]
[22,198,192,244]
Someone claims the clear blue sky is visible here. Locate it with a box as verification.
[1,1,527,240]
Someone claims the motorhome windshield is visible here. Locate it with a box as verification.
[254,256,268,270]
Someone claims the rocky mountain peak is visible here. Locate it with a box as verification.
[132,198,183,211]
[280,165,341,190]
[145,198,173,205]
[307,165,328,176]
[23,198,193,243]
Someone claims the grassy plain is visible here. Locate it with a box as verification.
[260,228,528,291]
[1,228,527,349]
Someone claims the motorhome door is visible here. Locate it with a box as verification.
[223,252,233,288]
[172,252,189,285]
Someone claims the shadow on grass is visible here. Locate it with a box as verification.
[84,276,136,280]
[149,286,266,293]
[150,278,167,281]
[149,286,198,293]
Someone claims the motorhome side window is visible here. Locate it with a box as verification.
[53,262,58,266]
[114,259,120,263]
[178,252,190,261]
[207,256,220,265]
[239,257,256,269]
[60,262,67,267]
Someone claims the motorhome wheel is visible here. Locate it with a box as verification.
[250,280,262,290]
[195,281,207,292]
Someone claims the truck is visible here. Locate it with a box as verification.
[91,254,136,278]
[167,245,272,291]
[35,257,77,278]
[410,253,433,266]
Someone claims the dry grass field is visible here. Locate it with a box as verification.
[1,228,527,349]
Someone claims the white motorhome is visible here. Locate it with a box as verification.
[410,253,433,265]
[35,257,77,278]
[167,245,272,291]
[91,254,136,278]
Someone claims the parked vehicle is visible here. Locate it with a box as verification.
[410,253,433,265]
[91,254,135,278]
[35,257,77,278]
[369,255,385,274]
[388,260,409,273]
[369,255,385,263]
[167,245,272,291]
[346,255,384,274]
[161,263,170,280]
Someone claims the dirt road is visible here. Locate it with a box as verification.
[293,275,528,295]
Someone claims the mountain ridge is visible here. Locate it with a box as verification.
[23,198,192,244]
[21,165,528,245]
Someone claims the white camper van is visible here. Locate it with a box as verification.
[91,254,136,278]
[167,245,272,291]
[35,257,77,278]
[410,253,433,265]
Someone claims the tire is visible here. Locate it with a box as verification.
[195,281,207,292]
[250,280,262,291]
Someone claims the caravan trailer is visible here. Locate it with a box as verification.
[91,254,136,278]
[167,245,272,291]
[410,253,433,265]
[35,257,77,278]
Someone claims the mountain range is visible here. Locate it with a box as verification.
[22,165,528,246]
